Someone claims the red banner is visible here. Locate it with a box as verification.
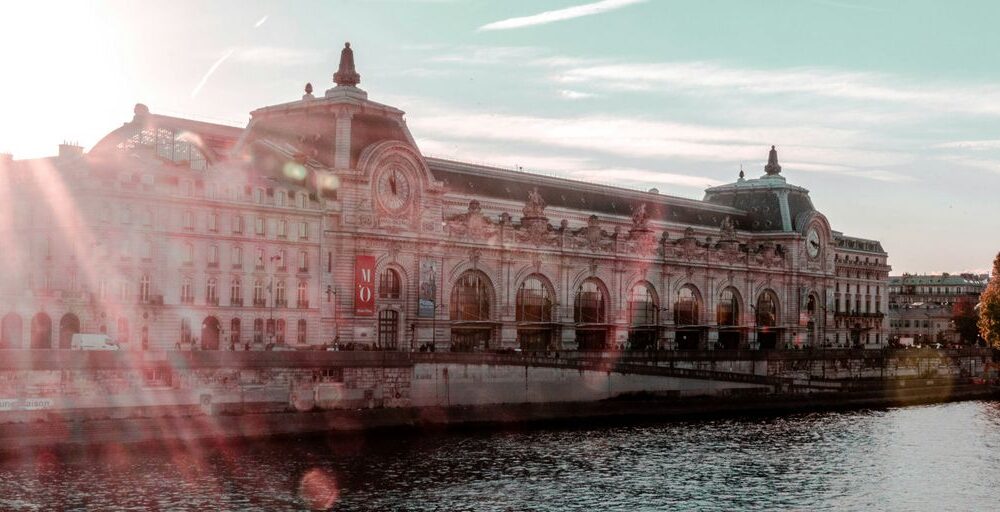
[354,255,375,316]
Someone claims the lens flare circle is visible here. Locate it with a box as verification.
[299,467,339,510]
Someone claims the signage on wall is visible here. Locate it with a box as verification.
[354,255,376,316]
[418,258,439,318]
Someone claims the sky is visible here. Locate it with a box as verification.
[1,0,999,275]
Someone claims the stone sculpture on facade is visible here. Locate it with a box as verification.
[445,199,498,241]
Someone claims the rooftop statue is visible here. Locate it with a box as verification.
[764,145,782,175]
[333,42,361,87]
[631,203,649,230]
[522,187,547,218]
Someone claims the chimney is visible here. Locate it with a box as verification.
[59,142,84,159]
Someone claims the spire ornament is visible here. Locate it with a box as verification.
[333,42,361,87]
[764,145,782,176]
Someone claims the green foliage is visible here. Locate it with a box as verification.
[979,252,1000,347]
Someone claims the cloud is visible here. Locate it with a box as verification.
[478,0,646,31]
[559,89,595,100]
[253,15,268,28]
[553,61,1000,115]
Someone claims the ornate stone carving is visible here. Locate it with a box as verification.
[753,241,783,267]
[444,200,498,241]
[573,215,613,252]
[719,216,737,241]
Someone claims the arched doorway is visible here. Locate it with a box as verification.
[574,278,609,351]
[201,316,220,350]
[674,285,703,350]
[449,270,495,352]
[1,313,23,349]
[756,290,780,350]
[627,282,659,351]
[516,274,557,352]
[717,287,742,350]
[31,313,52,349]
[59,313,81,349]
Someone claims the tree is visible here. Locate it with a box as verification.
[952,296,979,344]
[979,252,1000,347]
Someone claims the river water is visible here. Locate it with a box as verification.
[1,401,999,511]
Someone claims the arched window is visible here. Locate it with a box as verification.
[231,318,241,346]
[232,246,243,268]
[139,274,151,303]
[628,283,658,326]
[297,319,307,344]
[717,287,740,326]
[276,319,286,344]
[673,285,701,326]
[756,290,779,327]
[231,278,242,305]
[181,278,193,304]
[378,311,398,349]
[450,271,492,321]
[206,278,218,304]
[180,318,192,345]
[253,280,264,306]
[275,281,286,306]
[297,281,308,308]
[517,275,553,322]
[379,269,401,299]
[806,294,817,315]
[574,279,606,324]
[253,318,264,344]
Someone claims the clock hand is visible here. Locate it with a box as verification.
[810,240,820,248]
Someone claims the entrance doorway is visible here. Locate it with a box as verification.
[201,316,220,350]
[758,330,778,350]
[627,329,657,351]
[718,330,741,350]
[59,313,80,349]
[451,327,492,352]
[576,328,608,351]
[675,329,702,350]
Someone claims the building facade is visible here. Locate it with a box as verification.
[0,43,890,352]
[888,273,987,345]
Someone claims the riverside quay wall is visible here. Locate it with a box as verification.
[0,349,992,446]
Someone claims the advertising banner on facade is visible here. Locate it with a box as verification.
[354,255,376,316]
[418,258,439,318]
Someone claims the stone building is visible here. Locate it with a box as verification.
[0,43,890,352]
[888,273,987,345]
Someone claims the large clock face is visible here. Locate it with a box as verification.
[376,167,411,213]
[806,228,821,258]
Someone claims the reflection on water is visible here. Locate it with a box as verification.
[2,401,1000,511]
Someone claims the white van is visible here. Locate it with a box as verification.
[70,333,121,351]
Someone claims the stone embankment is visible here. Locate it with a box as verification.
[0,349,993,450]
